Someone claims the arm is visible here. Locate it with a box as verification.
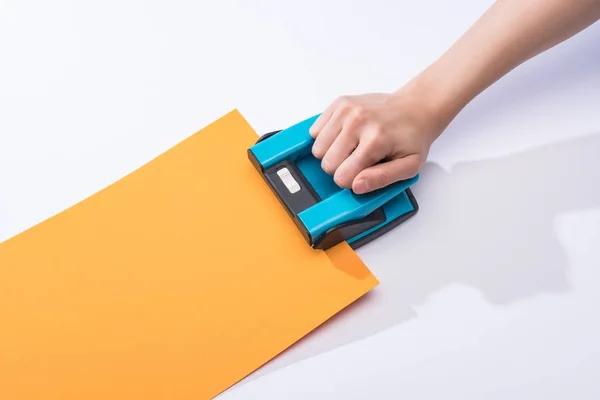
[415,0,600,127]
[309,0,600,194]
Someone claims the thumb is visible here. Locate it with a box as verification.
[352,154,421,194]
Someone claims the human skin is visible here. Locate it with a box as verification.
[309,0,600,194]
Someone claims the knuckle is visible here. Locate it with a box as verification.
[352,105,366,119]
[347,106,367,126]
[335,95,350,106]
[370,123,384,138]
[336,95,349,104]
[364,134,387,154]
[337,96,355,113]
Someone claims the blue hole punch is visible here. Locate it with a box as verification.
[248,115,419,250]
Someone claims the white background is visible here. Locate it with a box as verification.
[1,1,600,398]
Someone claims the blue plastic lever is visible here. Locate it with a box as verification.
[249,112,419,246]
[297,174,419,240]
[251,115,320,169]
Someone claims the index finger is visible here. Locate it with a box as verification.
[333,138,387,189]
[309,97,346,138]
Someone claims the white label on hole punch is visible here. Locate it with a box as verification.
[277,167,301,194]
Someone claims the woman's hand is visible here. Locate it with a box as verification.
[309,85,448,194]
[309,0,600,195]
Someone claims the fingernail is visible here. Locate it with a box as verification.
[354,179,369,194]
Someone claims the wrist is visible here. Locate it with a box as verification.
[421,68,469,119]
[393,66,465,142]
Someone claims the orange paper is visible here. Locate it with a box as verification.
[0,110,378,399]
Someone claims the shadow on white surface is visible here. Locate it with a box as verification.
[232,24,600,391]
[236,130,600,388]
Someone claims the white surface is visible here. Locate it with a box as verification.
[1,1,599,398]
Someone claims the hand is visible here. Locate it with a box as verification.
[308,0,600,195]
[309,87,447,194]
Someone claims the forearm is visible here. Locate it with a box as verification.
[406,0,600,134]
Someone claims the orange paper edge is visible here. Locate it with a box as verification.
[0,110,379,399]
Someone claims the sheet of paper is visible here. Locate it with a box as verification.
[0,110,378,399]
